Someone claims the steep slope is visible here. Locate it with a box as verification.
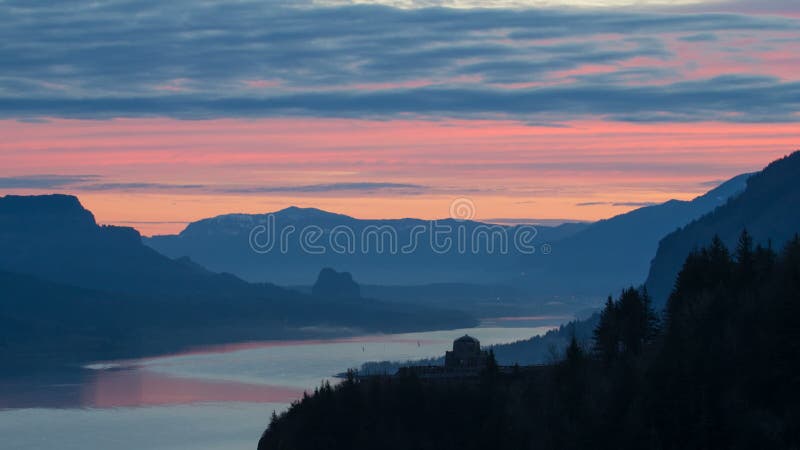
[517,172,751,296]
[645,151,800,305]
[0,194,256,299]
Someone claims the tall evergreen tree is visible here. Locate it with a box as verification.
[565,334,584,365]
[617,287,655,357]
[639,287,660,343]
[593,296,619,364]
[736,228,756,284]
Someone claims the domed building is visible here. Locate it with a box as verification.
[445,335,489,370]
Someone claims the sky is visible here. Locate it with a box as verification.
[0,0,798,235]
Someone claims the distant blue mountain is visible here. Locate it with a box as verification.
[146,174,751,300]
[146,208,584,285]
[516,172,752,296]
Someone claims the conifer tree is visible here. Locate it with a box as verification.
[593,296,619,364]
[736,228,755,284]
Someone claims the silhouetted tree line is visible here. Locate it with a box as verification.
[258,231,800,450]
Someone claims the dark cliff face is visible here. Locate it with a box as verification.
[0,194,98,233]
[312,268,361,300]
[0,194,264,298]
[645,150,800,306]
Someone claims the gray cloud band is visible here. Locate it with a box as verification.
[0,176,428,194]
[2,76,797,122]
[0,2,797,122]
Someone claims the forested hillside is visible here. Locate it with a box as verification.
[646,151,800,305]
[258,232,800,450]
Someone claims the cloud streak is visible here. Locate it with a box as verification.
[79,183,206,191]
[0,1,797,122]
[220,182,426,194]
[577,200,659,207]
[2,75,798,122]
[0,174,99,189]
[0,177,427,195]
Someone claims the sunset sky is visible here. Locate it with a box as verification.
[1,0,798,235]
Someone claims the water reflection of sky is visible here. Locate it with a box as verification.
[119,326,554,390]
[1,323,557,450]
[3,324,556,410]
[82,369,305,408]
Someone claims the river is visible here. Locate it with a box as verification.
[0,319,558,450]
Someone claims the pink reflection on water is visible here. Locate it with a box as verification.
[482,315,571,322]
[81,369,305,408]
[73,334,447,408]
[102,335,446,367]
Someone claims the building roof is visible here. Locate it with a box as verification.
[455,335,479,344]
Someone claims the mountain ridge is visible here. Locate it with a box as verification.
[645,150,800,305]
[144,173,752,297]
[0,194,478,367]
[514,171,752,296]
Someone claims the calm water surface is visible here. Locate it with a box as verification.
[1,320,557,450]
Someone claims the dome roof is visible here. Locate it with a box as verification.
[455,335,479,344]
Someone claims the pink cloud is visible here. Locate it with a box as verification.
[243,79,283,88]
[1,117,798,235]
[153,78,192,92]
